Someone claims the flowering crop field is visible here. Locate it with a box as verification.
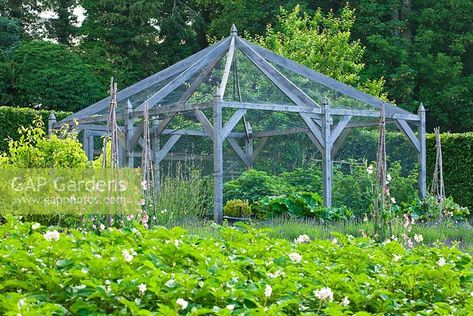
[0,220,472,315]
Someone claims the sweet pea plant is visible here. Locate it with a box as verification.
[0,218,472,315]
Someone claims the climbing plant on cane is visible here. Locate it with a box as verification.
[373,105,393,241]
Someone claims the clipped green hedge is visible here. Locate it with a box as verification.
[0,106,71,152]
[426,133,473,212]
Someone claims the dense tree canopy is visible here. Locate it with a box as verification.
[350,0,473,130]
[44,0,80,45]
[0,0,45,37]
[195,0,295,39]
[7,41,104,111]
[0,16,22,59]
[0,0,471,131]
[78,0,203,87]
[255,6,385,98]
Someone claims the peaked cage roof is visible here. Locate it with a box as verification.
[61,25,418,124]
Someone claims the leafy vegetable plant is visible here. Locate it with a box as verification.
[1,218,472,315]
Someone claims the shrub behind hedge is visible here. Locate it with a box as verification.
[0,106,71,152]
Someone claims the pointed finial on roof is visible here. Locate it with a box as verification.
[230,24,238,36]
[418,102,425,112]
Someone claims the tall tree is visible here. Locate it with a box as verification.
[351,0,473,131]
[0,0,46,38]
[255,5,386,98]
[194,0,289,39]
[411,0,473,130]
[0,16,22,59]
[0,16,22,104]
[44,0,79,45]
[78,0,202,87]
[7,41,105,111]
[352,0,415,109]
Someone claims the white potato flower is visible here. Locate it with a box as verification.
[43,230,60,241]
[264,285,272,298]
[437,257,446,267]
[289,252,302,263]
[294,234,310,244]
[314,287,334,302]
[122,249,134,262]
[176,298,188,310]
[138,283,147,294]
[414,234,423,243]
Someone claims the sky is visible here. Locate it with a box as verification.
[39,5,86,27]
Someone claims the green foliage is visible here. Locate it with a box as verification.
[0,0,45,37]
[91,137,113,169]
[225,131,473,222]
[0,17,22,104]
[333,160,417,217]
[351,0,473,131]
[388,162,419,205]
[1,118,89,168]
[225,162,418,220]
[255,192,326,219]
[323,129,473,217]
[6,41,105,111]
[0,16,22,59]
[197,0,473,130]
[332,163,374,217]
[0,116,90,226]
[0,0,471,132]
[149,169,212,225]
[251,217,473,253]
[43,0,79,45]
[224,169,288,204]
[0,218,472,314]
[336,128,418,172]
[195,0,294,39]
[280,166,322,193]
[79,0,202,88]
[426,132,473,214]
[0,106,71,152]
[404,195,470,223]
[255,5,386,98]
[223,199,251,218]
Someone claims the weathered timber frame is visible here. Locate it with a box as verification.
[55,25,426,224]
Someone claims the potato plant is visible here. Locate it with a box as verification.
[0,218,472,315]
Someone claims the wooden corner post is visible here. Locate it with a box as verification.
[48,112,56,137]
[418,103,427,198]
[322,98,333,207]
[125,100,135,168]
[213,92,224,224]
[83,130,94,161]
